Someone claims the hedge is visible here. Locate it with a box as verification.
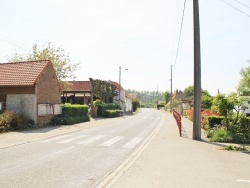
[206,116,224,128]
[50,115,90,125]
[96,103,120,116]
[62,103,89,117]
[102,110,120,118]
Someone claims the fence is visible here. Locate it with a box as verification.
[173,110,182,137]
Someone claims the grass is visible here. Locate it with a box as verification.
[223,145,250,152]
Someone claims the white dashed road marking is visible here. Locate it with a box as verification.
[41,135,71,143]
[77,135,106,145]
[51,146,75,155]
[237,179,250,183]
[100,136,124,146]
[123,137,143,149]
[57,135,88,143]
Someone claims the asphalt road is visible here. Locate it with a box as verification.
[0,108,163,188]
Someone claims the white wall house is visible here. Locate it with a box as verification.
[110,81,133,113]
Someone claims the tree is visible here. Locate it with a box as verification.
[237,60,250,95]
[91,79,118,103]
[184,85,213,109]
[184,85,194,97]
[7,43,79,81]
[212,93,235,130]
[132,98,140,112]
[212,93,250,135]
[163,91,171,104]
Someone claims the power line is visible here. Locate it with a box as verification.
[173,0,187,72]
[220,0,250,18]
[0,34,27,50]
[232,0,250,9]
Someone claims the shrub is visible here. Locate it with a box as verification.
[10,114,34,130]
[0,112,34,132]
[93,99,101,106]
[50,115,90,125]
[210,127,234,143]
[185,109,193,121]
[132,98,140,112]
[203,116,224,130]
[102,110,119,118]
[0,111,15,132]
[96,103,120,116]
[62,104,89,117]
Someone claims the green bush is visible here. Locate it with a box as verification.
[50,115,90,125]
[96,103,120,116]
[102,110,119,118]
[132,98,140,112]
[62,104,89,117]
[210,127,234,143]
[0,111,14,132]
[206,116,224,128]
[0,111,34,132]
[10,114,34,130]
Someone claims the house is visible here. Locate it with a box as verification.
[0,60,62,125]
[61,80,133,114]
[109,81,133,113]
[61,81,91,105]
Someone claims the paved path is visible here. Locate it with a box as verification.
[109,112,250,188]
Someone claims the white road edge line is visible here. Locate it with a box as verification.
[96,111,165,188]
[237,179,250,183]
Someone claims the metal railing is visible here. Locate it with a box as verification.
[173,110,182,137]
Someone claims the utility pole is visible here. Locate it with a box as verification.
[119,66,121,102]
[193,0,201,140]
[170,64,173,112]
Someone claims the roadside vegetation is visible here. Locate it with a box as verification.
[0,111,34,132]
[51,103,90,125]
[183,61,250,144]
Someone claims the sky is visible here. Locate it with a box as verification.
[1,0,250,96]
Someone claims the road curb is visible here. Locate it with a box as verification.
[96,111,165,188]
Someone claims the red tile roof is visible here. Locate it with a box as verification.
[109,80,125,91]
[61,81,92,92]
[0,60,50,87]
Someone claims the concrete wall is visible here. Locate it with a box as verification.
[6,94,36,122]
[125,97,133,113]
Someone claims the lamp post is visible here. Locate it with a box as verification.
[118,66,128,103]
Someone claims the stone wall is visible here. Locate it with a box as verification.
[6,94,36,122]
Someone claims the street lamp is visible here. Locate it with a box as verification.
[119,66,128,103]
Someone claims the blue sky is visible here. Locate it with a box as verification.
[1,0,250,95]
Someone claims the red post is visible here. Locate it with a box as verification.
[173,110,182,137]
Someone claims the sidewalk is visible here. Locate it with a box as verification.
[0,117,108,149]
[110,112,250,188]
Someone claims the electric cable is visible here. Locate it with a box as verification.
[232,0,250,9]
[220,0,250,18]
[173,0,187,73]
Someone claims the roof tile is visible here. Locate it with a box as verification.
[0,60,49,86]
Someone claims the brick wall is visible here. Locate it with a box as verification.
[36,62,62,124]
[36,63,61,103]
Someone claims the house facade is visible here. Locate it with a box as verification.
[61,80,133,114]
[0,60,62,125]
[61,81,91,105]
[109,81,133,113]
